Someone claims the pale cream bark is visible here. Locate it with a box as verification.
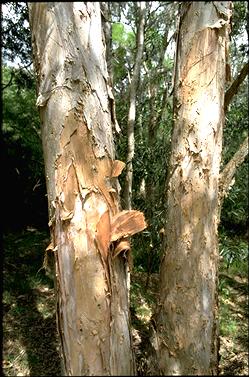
[28,3,146,375]
[153,2,232,375]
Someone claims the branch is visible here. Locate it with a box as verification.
[224,62,249,112]
[219,136,249,204]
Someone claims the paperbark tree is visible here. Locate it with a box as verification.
[152,2,232,375]
[124,2,146,210]
[28,3,146,375]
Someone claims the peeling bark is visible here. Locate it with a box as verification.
[153,2,232,375]
[28,3,146,375]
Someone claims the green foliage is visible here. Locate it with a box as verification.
[112,22,135,47]
[163,56,174,70]
[219,229,248,270]
[219,298,238,338]
[221,75,248,232]
[223,82,248,164]
[111,2,177,272]
[220,1,248,242]
[2,2,32,66]
[231,1,248,42]
[130,272,156,325]
[112,22,126,44]
[3,66,40,144]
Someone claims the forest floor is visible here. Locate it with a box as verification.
[2,229,248,376]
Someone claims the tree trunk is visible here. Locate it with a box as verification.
[219,136,248,213]
[224,62,249,112]
[101,2,113,83]
[28,3,146,375]
[124,2,146,210]
[153,2,232,375]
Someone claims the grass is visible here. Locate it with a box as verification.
[3,229,61,376]
[218,260,248,375]
[2,229,248,376]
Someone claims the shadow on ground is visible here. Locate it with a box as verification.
[219,272,248,375]
[3,231,61,376]
[3,231,248,376]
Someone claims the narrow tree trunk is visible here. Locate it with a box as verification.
[219,136,248,212]
[153,2,232,375]
[224,62,249,112]
[28,3,146,375]
[124,2,146,210]
[101,2,113,83]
